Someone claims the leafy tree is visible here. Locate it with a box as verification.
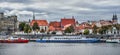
[98,28,104,34]
[40,29,45,33]
[92,24,120,34]
[83,29,89,35]
[19,22,26,31]
[113,24,120,30]
[32,22,40,31]
[51,31,56,34]
[64,26,74,33]
[98,26,108,34]
[24,24,32,33]
[93,25,98,34]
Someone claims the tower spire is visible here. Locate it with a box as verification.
[112,13,118,24]
[33,12,35,20]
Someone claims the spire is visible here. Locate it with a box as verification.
[114,13,117,19]
[112,13,118,24]
[33,12,35,20]
[112,13,118,20]
[112,14,114,20]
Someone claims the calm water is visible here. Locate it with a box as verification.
[0,42,120,55]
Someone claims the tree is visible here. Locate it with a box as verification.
[51,31,56,34]
[98,28,104,34]
[19,22,26,31]
[83,29,89,35]
[93,25,98,34]
[99,26,108,34]
[40,29,45,33]
[64,26,74,33]
[113,24,120,30]
[32,22,40,31]
[24,24,32,33]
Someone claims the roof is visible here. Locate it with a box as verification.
[49,21,61,31]
[61,18,75,27]
[30,20,48,26]
[76,23,92,30]
[100,20,113,26]
[49,26,55,31]
[49,21,61,27]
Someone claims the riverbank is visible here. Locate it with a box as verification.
[14,34,120,38]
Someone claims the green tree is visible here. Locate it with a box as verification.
[98,28,104,34]
[32,22,40,31]
[51,31,56,34]
[93,25,98,34]
[40,29,45,33]
[113,24,120,30]
[24,24,32,33]
[83,29,89,35]
[98,26,108,34]
[64,26,74,33]
[19,22,26,31]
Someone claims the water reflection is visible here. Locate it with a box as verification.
[0,43,120,55]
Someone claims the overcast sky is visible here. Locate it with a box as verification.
[0,0,120,23]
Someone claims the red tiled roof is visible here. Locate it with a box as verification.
[100,21,113,26]
[49,26,55,31]
[76,23,92,30]
[61,18,75,27]
[49,21,62,31]
[49,26,62,31]
[49,21,61,27]
[30,20,48,26]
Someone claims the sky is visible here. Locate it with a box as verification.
[0,0,120,23]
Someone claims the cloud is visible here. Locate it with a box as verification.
[0,0,120,23]
[0,0,33,4]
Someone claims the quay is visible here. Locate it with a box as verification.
[15,34,120,38]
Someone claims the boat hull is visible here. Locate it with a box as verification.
[36,40,100,43]
[0,40,29,43]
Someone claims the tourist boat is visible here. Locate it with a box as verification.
[106,35,120,43]
[36,36,100,43]
[0,37,29,43]
[106,38,120,43]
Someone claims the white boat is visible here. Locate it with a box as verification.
[36,36,100,43]
[106,34,120,43]
[106,39,120,43]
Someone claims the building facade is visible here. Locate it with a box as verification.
[30,20,48,33]
[0,12,18,34]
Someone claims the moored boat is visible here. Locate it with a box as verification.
[106,39,120,43]
[106,35,120,43]
[0,37,29,43]
[36,36,100,43]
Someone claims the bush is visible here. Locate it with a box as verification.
[83,29,89,35]
[51,31,56,34]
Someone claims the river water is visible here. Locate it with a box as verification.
[0,42,120,55]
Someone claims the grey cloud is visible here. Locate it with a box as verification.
[0,0,34,4]
[0,0,120,22]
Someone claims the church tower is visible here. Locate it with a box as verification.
[112,14,118,24]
